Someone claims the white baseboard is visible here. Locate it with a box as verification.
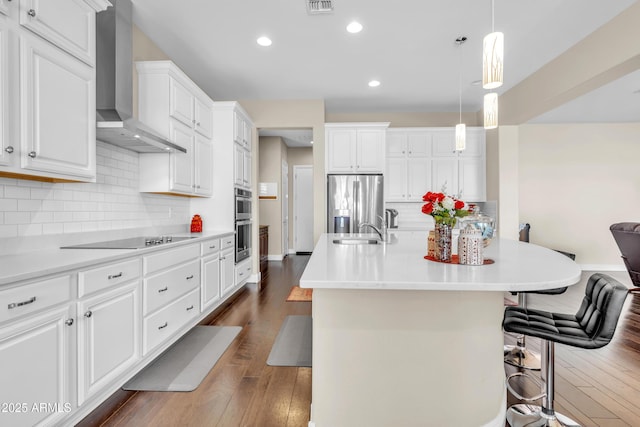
[247,272,260,283]
[580,264,625,272]
[267,254,284,261]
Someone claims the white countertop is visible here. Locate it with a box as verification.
[300,232,581,292]
[0,229,234,287]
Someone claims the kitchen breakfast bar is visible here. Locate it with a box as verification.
[299,232,581,427]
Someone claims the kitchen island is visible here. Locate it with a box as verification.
[299,232,581,427]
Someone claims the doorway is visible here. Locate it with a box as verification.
[294,165,314,253]
[282,160,289,258]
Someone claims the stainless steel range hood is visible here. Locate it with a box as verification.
[96,0,185,153]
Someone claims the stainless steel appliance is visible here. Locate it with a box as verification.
[95,0,185,153]
[235,188,252,263]
[61,236,196,249]
[327,174,384,233]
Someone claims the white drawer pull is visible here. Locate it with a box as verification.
[158,322,168,330]
[108,272,123,280]
[158,287,168,293]
[8,296,36,310]
[186,275,194,280]
[186,305,194,311]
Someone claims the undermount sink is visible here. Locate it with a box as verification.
[332,238,380,245]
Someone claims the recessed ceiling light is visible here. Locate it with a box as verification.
[368,80,381,88]
[257,36,272,47]
[346,21,363,34]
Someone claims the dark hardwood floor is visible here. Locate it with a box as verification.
[90,258,640,427]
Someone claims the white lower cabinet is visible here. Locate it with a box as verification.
[143,288,200,355]
[76,281,140,406]
[0,234,245,426]
[142,244,201,355]
[0,304,75,427]
[201,239,221,311]
[220,247,235,296]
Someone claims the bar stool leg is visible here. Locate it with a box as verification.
[504,293,542,370]
[506,341,580,427]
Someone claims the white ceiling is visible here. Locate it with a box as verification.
[259,128,314,148]
[131,0,638,124]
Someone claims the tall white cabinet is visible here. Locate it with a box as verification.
[325,123,388,174]
[136,60,214,197]
[386,127,486,202]
[0,0,108,181]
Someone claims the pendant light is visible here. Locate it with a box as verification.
[455,36,466,151]
[483,0,503,89]
[484,92,498,129]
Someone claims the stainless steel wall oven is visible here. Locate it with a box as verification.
[235,188,252,263]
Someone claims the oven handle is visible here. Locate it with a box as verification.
[236,220,252,226]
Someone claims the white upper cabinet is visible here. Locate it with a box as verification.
[137,60,214,197]
[325,122,389,174]
[137,61,214,141]
[385,127,486,202]
[19,0,97,66]
[0,0,107,182]
[20,34,95,179]
[0,11,9,167]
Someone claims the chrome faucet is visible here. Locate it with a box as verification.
[359,215,388,242]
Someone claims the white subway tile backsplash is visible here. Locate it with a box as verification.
[18,223,42,236]
[0,224,18,238]
[18,199,42,211]
[0,142,190,239]
[5,186,31,199]
[5,211,31,224]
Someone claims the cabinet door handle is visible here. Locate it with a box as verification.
[84,311,92,318]
[4,146,13,154]
[108,272,123,280]
[220,256,225,260]
[209,245,217,249]
[7,296,36,310]
[27,151,37,158]
[239,272,244,277]
[186,305,194,311]
[27,8,36,17]
[158,286,168,293]
[186,275,194,280]
[65,318,74,326]
[158,322,168,330]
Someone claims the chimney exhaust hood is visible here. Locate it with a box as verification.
[95,0,186,153]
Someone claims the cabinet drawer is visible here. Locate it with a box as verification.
[78,258,141,297]
[235,260,251,284]
[0,275,72,323]
[221,235,235,250]
[143,288,200,355]
[143,259,200,315]
[201,238,220,257]
[143,244,200,274]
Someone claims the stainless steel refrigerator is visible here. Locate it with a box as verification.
[327,174,384,233]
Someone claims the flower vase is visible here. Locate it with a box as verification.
[435,222,453,262]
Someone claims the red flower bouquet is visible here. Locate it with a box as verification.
[421,191,469,226]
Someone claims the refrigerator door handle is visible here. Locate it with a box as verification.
[353,180,358,233]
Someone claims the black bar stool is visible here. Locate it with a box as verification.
[503,273,630,427]
[504,223,572,371]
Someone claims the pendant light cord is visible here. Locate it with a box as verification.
[491,0,495,32]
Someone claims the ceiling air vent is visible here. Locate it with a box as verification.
[307,0,334,14]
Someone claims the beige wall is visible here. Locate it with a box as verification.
[239,100,325,246]
[326,112,480,127]
[258,137,287,256]
[287,148,314,249]
[518,123,640,268]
